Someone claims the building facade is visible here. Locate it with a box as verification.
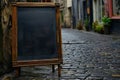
[72,0,120,34]
[72,0,93,30]
[108,0,120,34]
[59,0,65,28]
[93,0,106,22]
[64,0,72,28]
[0,0,12,76]
[92,0,120,34]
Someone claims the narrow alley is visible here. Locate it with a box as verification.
[1,0,120,80]
[14,28,120,80]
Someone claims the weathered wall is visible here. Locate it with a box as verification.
[0,0,4,75]
[72,0,81,28]
[64,8,72,28]
[64,0,72,28]
[0,0,12,76]
[1,0,56,77]
[72,0,93,30]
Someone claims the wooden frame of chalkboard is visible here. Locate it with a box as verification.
[12,2,62,77]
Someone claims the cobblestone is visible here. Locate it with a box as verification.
[5,28,120,80]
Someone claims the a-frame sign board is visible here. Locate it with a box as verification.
[12,2,62,77]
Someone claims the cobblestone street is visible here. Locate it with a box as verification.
[15,28,120,80]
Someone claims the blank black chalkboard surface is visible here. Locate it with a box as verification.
[12,2,62,76]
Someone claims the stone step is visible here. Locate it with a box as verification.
[112,74,120,78]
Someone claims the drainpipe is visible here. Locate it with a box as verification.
[71,0,76,29]
[89,0,93,31]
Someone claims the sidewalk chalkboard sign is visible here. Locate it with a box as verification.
[12,2,62,76]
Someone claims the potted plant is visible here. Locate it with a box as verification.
[84,18,89,31]
[92,21,98,32]
[76,20,83,30]
[95,23,104,34]
[102,16,111,34]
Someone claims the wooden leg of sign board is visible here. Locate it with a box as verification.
[58,64,61,77]
[52,65,55,73]
[14,67,21,77]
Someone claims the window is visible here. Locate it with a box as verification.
[93,0,105,21]
[112,0,120,16]
[108,0,120,19]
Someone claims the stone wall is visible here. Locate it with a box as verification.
[63,0,72,28]
[0,0,60,77]
[0,0,4,75]
[0,0,55,77]
[0,0,12,76]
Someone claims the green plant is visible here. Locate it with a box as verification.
[76,20,83,30]
[102,16,111,25]
[95,23,104,33]
[84,18,89,27]
[102,16,111,34]
[92,21,98,31]
[84,18,89,31]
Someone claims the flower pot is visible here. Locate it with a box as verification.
[85,26,89,31]
[104,24,110,34]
